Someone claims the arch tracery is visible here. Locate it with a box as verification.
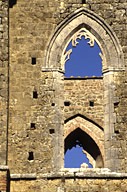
[43,7,124,72]
[61,27,99,67]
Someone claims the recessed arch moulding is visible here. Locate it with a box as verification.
[43,8,125,171]
[43,7,124,73]
[64,116,104,168]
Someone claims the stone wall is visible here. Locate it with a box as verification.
[0,166,9,192]
[64,78,104,127]
[8,0,127,175]
[113,71,127,172]
[9,0,58,174]
[10,171,127,192]
[7,1,127,192]
[0,0,8,165]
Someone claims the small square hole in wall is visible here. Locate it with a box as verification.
[49,129,55,134]
[64,101,71,106]
[51,103,55,106]
[30,123,36,129]
[114,102,119,108]
[82,0,86,4]
[28,151,34,161]
[31,57,36,65]
[33,91,38,99]
[89,101,94,107]
[115,130,120,134]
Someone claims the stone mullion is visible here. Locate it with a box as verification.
[52,71,64,171]
[104,71,118,171]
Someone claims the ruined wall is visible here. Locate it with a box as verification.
[10,174,127,192]
[0,1,9,191]
[113,71,127,172]
[0,0,8,165]
[64,78,104,127]
[8,0,127,181]
[0,166,9,192]
[64,78,104,167]
[9,0,59,174]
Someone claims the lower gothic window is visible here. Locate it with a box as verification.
[64,128,103,168]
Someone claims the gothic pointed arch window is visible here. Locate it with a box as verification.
[64,115,104,168]
[63,28,102,77]
[63,28,104,168]
[44,8,124,172]
[64,128,103,168]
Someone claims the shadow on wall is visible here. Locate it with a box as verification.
[9,0,17,8]
[7,169,10,192]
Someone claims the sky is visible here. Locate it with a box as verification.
[65,144,93,168]
[64,37,102,168]
[65,36,102,77]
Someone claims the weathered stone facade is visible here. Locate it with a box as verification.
[10,175,127,192]
[0,0,8,191]
[0,0,127,191]
[64,78,104,125]
[0,0,8,166]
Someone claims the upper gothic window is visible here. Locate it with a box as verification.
[63,29,102,77]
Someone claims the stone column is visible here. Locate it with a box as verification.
[52,70,64,171]
[104,71,118,171]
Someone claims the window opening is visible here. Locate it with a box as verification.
[64,128,103,168]
[64,30,102,77]
[65,142,92,168]
[28,151,34,161]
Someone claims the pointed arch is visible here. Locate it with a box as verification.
[43,7,124,72]
[64,113,103,131]
[64,116,104,162]
[65,128,101,168]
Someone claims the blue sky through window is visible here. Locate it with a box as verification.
[64,37,102,168]
[64,144,93,168]
[65,37,102,77]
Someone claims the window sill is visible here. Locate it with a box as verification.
[39,168,127,179]
[10,168,127,180]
